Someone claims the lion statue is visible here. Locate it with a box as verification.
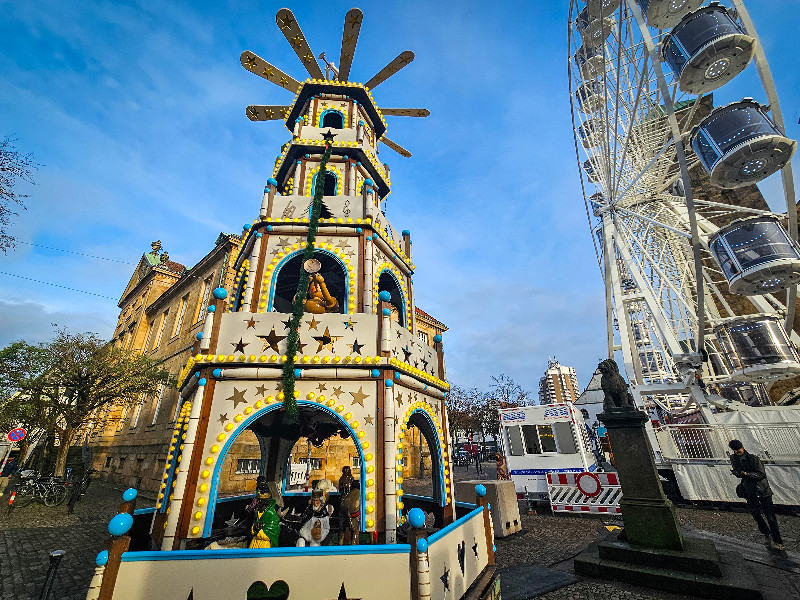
[598,358,636,411]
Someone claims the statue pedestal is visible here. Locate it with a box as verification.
[574,407,762,598]
[599,408,682,551]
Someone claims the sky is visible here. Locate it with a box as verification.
[1,0,798,396]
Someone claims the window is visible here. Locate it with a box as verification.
[196,276,213,323]
[171,397,182,423]
[553,422,578,454]
[172,295,189,337]
[152,310,168,350]
[321,110,344,129]
[521,425,541,454]
[299,457,323,470]
[520,424,559,454]
[151,385,166,425]
[117,406,129,431]
[538,424,557,453]
[418,331,429,345]
[105,457,113,468]
[351,456,361,469]
[118,457,127,472]
[136,458,145,472]
[131,395,145,428]
[236,459,260,474]
[505,426,524,456]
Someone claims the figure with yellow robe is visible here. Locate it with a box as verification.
[249,479,282,548]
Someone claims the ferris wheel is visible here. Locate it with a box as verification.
[568,0,800,415]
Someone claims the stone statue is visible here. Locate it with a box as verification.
[598,358,636,411]
[151,240,162,253]
[160,251,170,264]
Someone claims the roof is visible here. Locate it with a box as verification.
[574,366,604,406]
[143,252,186,274]
[415,306,447,330]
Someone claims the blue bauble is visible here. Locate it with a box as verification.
[212,288,227,299]
[198,378,207,386]
[475,484,487,497]
[108,512,133,536]
[408,507,425,528]
[382,308,391,316]
[212,368,222,378]
[417,538,428,553]
[385,379,393,388]
[96,550,109,567]
[122,488,138,502]
[433,334,443,343]
[378,291,391,302]
[371,369,380,378]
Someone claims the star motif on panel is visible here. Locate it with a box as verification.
[244,54,257,68]
[421,357,429,371]
[393,415,399,427]
[275,382,284,392]
[345,249,355,258]
[244,317,257,329]
[218,413,228,425]
[231,338,249,353]
[329,583,360,600]
[255,384,267,396]
[281,318,293,331]
[396,330,402,339]
[364,414,374,425]
[472,538,479,558]
[350,339,364,355]
[290,34,304,48]
[402,345,412,362]
[224,514,240,528]
[396,392,403,408]
[278,14,295,28]
[228,388,247,409]
[323,129,338,141]
[343,318,355,330]
[313,327,341,352]
[296,340,307,354]
[335,239,350,250]
[350,386,369,407]
[317,383,327,392]
[262,66,274,79]
[306,316,320,330]
[258,327,286,353]
[457,541,466,574]
[332,386,344,398]
[346,12,362,27]
[441,567,450,591]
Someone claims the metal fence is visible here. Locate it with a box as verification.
[655,423,800,462]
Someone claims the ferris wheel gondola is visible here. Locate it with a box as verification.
[569,0,799,415]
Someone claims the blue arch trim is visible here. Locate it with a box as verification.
[378,268,407,327]
[310,169,339,199]
[267,248,349,312]
[320,109,345,129]
[405,408,446,506]
[203,400,366,537]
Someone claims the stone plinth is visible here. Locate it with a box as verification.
[599,407,683,551]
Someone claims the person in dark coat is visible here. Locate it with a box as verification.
[729,439,784,551]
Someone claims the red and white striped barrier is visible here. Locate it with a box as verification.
[547,471,622,514]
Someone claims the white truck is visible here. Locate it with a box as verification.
[499,402,599,503]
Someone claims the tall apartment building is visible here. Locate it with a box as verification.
[538,358,580,405]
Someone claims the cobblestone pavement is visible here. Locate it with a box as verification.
[2,466,798,600]
[0,483,129,600]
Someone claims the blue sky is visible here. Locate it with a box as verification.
[1,1,798,395]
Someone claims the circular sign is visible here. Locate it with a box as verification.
[576,472,602,498]
[7,428,26,443]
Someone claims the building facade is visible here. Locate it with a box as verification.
[538,358,580,405]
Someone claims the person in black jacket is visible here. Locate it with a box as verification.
[729,439,784,551]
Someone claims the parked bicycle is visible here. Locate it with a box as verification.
[67,468,97,513]
[13,471,69,507]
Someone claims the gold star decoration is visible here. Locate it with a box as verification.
[264,108,274,119]
[279,76,289,87]
[317,383,327,392]
[313,326,341,353]
[248,107,260,119]
[245,54,257,68]
[227,388,247,409]
[244,317,257,329]
[350,339,364,355]
[335,239,350,249]
[291,34,304,48]
[302,52,314,64]
[396,392,403,408]
[346,13,362,27]
[258,327,286,353]
[232,338,249,353]
[343,318,355,330]
[275,382,284,392]
[364,414,374,425]
[279,14,295,29]
[332,386,344,398]
[306,316,320,330]
[350,386,369,407]
[263,66,274,79]
[256,384,267,396]
[343,35,355,44]
[218,413,228,424]
[281,107,291,118]
[342,52,352,62]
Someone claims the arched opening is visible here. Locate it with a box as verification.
[321,110,344,129]
[399,409,446,528]
[270,250,347,313]
[378,271,405,327]
[313,171,338,196]
[205,402,366,546]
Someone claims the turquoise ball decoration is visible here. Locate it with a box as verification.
[382,308,391,316]
[108,512,133,536]
[371,369,380,378]
[358,120,364,126]
[243,224,251,230]
[96,550,109,567]
[212,368,222,378]
[475,484,487,497]
[364,178,373,186]
[267,177,278,186]
[122,488,138,502]
[207,305,216,313]
[212,288,227,299]
[493,544,497,552]
[294,368,302,377]
[385,379,393,388]
[408,507,425,528]
[433,334,443,343]
[256,232,263,238]
[267,225,273,232]
[356,228,362,233]
[366,236,372,242]
[198,378,207,386]
[417,538,428,553]
[402,229,410,236]
[196,332,203,340]
[394,372,400,380]
[488,503,492,510]
[378,291,391,302]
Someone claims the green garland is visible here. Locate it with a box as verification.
[281,136,335,418]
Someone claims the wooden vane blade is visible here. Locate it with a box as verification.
[246,105,291,122]
[381,136,412,158]
[338,8,363,82]
[380,108,430,118]
[364,51,414,90]
[276,8,325,80]
[240,51,300,93]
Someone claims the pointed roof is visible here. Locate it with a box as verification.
[574,366,604,406]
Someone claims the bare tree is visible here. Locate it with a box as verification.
[0,136,37,252]
[490,373,532,407]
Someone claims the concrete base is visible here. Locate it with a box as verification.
[456,480,521,538]
[574,531,763,599]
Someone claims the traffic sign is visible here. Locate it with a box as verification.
[7,428,26,442]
